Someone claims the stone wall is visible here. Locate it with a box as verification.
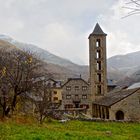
[61,79,91,115]
[109,91,140,121]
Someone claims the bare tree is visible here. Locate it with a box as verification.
[0,48,45,117]
[30,79,60,124]
[123,0,140,18]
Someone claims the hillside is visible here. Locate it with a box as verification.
[108,52,140,76]
[108,52,140,86]
[0,37,87,81]
[0,35,88,80]
[12,41,89,80]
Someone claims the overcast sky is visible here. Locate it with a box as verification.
[0,0,140,65]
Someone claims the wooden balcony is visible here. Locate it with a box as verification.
[72,98,81,103]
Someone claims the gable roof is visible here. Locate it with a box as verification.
[93,88,140,107]
[45,78,62,88]
[89,23,107,37]
[62,78,89,87]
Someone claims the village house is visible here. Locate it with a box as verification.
[45,78,62,105]
[61,78,91,114]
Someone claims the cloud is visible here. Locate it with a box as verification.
[98,0,140,58]
[41,22,89,64]
[0,0,115,64]
[1,0,139,64]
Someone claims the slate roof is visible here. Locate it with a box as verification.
[93,88,140,107]
[89,23,107,37]
[45,78,62,88]
[62,77,89,87]
[107,79,117,87]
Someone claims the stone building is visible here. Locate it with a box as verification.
[93,88,140,121]
[89,23,140,121]
[61,78,91,114]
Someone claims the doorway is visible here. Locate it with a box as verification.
[116,110,124,120]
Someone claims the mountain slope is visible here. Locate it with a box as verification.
[0,35,84,67]
[1,34,140,85]
[0,35,88,80]
[108,52,140,86]
[108,52,140,76]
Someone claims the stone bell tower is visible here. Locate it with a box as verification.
[89,23,107,101]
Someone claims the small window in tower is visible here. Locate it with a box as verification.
[97,73,102,82]
[97,85,102,95]
[96,39,101,47]
[96,51,99,59]
[96,50,101,59]
[97,61,101,70]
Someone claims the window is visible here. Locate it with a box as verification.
[47,82,51,87]
[53,82,56,87]
[82,86,88,90]
[66,86,71,91]
[65,104,73,109]
[97,61,101,70]
[96,50,101,59]
[96,39,101,47]
[82,95,87,99]
[53,91,57,95]
[53,97,58,101]
[75,94,79,99]
[66,95,71,99]
[97,73,102,82]
[75,86,79,90]
[97,85,102,95]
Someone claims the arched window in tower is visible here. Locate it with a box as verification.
[96,39,101,47]
[97,73,102,82]
[97,61,101,70]
[97,85,102,95]
[96,50,101,59]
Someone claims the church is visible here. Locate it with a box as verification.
[89,23,140,121]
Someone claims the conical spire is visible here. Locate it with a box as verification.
[89,23,107,37]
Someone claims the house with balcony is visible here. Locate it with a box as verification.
[61,78,91,114]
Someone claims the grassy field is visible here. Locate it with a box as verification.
[0,118,140,140]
